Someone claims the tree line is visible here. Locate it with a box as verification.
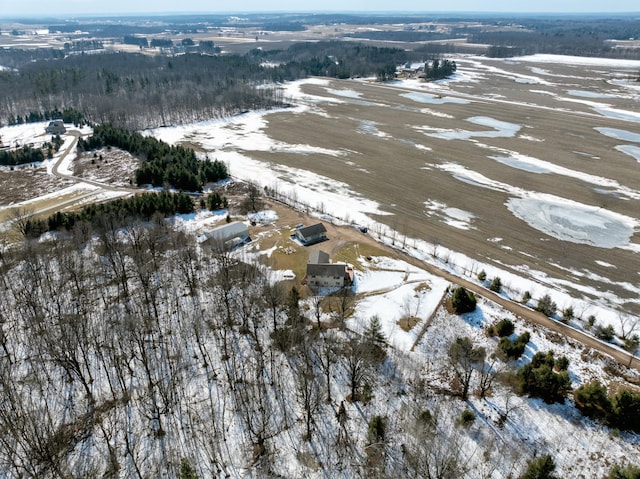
[21,190,194,237]
[77,124,228,191]
[6,107,85,127]
[0,42,422,130]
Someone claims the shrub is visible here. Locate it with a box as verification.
[489,276,502,293]
[450,287,476,314]
[457,409,476,427]
[594,324,615,341]
[520,454,558,479]
[367,415,386,444]
[574,380,612,421]
[611,389,640,433]
[535,294,557,317]
[495,319,515,337]
[609,463,640,479]
[499,332,530,360]
[477,270,487,282]
[516,351,571,404]
[561,306,574,323]
[522,291,531,303]
[624,335,639,353]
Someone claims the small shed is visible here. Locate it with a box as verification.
[45,120,66,135]
[295,223,327,246]
[203,221,250,250]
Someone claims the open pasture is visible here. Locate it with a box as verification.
[154,55,640,316]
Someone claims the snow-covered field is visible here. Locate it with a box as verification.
[0,53,639,478]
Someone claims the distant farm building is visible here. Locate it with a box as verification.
[45,120,66,135]
[202,221,250,250]
[305,249,352,290]
[295,223,327,246]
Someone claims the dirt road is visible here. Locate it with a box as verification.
[267,199,640,374]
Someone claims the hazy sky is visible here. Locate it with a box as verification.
[1,0,638,17]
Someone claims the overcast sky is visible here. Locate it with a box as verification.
[1,0,638,17]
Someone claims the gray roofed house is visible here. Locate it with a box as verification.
[45,120,66,135]
[308,249,330,265]
[295,223,327,246]
[306,249,351,290]
[202,221,250,250]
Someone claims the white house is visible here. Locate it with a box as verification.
[295,223,327,246]
[306,249,351,290]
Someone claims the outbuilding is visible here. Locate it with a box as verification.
[202,221,250,250]
[45,120,66,135]
[295,223,327,246]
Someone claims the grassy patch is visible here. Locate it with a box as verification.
[398,316,420,332]
[252,228,309,280]
[332,241,388,271]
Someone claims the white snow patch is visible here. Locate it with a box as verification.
[419,116,521,140]
[424,199,475,230]
[616,145,640,163]
[506,196,636,249]
[400,91,470,105]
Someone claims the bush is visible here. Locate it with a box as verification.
[520,454,558,479]
[499,332,530,360]
[457,409,476,427]
[594,324,615,341]
[489,276,502,293]
[574,380,612,421]
[522,291,531,303]
[535,294,557,317]
[495,319,515,337]
[561,306,574,323]
[367,415,386,444]
[477,270,487,282]
[516,351,571,404]
[450,287,477,314]
[609,463,640,479]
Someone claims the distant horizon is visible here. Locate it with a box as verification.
[1,0,639,19]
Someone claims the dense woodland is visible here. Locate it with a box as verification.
[21,191,195,236]
[0,42,417,130]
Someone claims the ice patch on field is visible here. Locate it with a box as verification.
[595,127,640,143]
[420,116,521,140]
[506,196,636,248]
[400,91,470,105]
[567,90,616,99]
[616,145,640,162]
[424,199,475,230]
[595,107,640,123]
[326,88,361,99]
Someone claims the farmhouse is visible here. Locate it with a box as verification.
[305,249,351,289]
[202,221,250,250]
[295,223,327,246]
[45,120,66,135]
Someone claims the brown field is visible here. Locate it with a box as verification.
[217,58,640,315]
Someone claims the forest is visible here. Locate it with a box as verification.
[0,42,417,130]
